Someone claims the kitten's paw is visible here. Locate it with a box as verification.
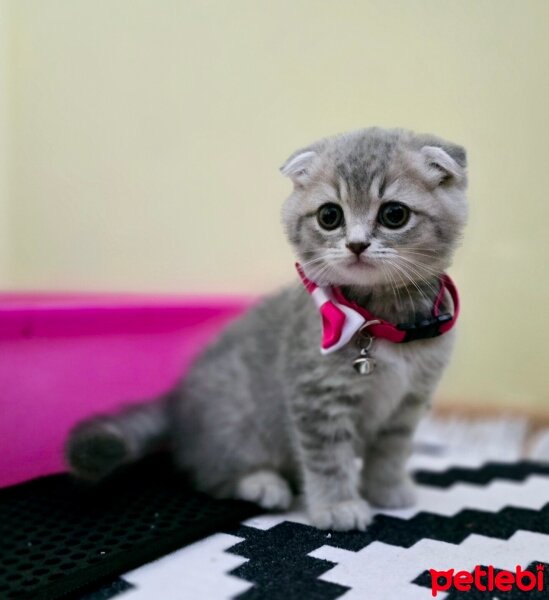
[65,419,131,481]
[363,476,417,509]
[235,470,292,511]
[309,498,372,531]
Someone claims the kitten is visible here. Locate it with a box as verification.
[66,127,467,531]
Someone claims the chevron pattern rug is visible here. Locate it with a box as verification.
[3,416,549,600]
[85,454,549,600]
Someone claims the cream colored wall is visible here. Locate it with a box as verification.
[0,0,10,284]
[4,0,549,408]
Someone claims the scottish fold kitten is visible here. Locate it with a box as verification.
[66,127,467,531]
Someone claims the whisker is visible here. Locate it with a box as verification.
[394,254,442,278]
[383,259,417,314]
[299,255,330,269]
[307,262,334,286]
[390,257,439,296]
[378,262,395,305]
[400,251,440,260]
[387,259,432,309]
[388,266,401,307]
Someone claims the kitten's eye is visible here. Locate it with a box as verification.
[378,202,410,229]
[317,203,344,230]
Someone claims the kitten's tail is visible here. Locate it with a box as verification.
[65,391,176,481]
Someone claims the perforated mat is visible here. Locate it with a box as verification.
[0,456,260,600]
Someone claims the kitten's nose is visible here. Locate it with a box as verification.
[346,242,370,256]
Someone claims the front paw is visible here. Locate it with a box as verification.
[234,470,292,511]
[363,476,417,509]
[309,498,372,531]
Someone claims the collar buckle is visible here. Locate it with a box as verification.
[397,313,452,342]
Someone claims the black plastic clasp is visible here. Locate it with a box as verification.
[396,313,452,342]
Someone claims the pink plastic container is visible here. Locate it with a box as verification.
[0,293,253,489]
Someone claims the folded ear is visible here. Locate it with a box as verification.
[419,144,467,188]
[280,149,317,186]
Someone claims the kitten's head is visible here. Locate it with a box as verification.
[281,128,468,288]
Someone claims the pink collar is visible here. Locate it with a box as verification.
[296,263,460,354]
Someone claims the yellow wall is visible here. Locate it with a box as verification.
[3,1,549,408]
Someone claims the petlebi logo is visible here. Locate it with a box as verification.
[429,563,544,596]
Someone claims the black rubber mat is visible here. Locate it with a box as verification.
[0,456,261,600]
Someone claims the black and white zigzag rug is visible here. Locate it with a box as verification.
[86,453,549,600]
[3,419,549,599]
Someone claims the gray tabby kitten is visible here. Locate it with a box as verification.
[67,127,467,531]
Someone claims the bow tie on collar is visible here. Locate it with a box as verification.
[296,263,460,355]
